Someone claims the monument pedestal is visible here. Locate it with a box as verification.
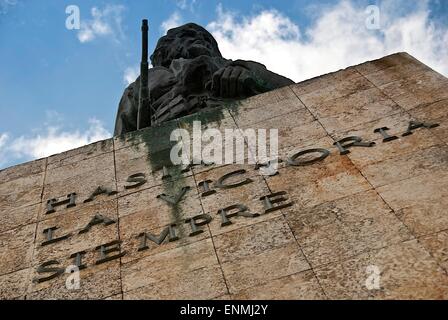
[1,52,448,299]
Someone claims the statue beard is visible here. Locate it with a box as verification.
[184,43,215,59]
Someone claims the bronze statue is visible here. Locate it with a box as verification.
[114,22,294,136]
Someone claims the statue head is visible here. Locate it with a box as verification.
[150,23,222,68]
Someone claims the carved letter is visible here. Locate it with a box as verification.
[137,224,179,251]
[70,251,87,270]
[78,214,116,234]
[215,169,252,189]
[41,226,71,246]
[46,193,77,214]
[185,214,212,236]
[83,186,117,203]
[125,173,147,189]
[34,260,64,283]
[198,180,216,197]
[333,136,375,155]
[402,121,439,136]
[374,127,398,142]
[217,204,259,227]
[95,240,126,265]
[157,186,191,206]
[260,191,293,214]
[287,148,329,166]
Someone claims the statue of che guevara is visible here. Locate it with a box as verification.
[114,22,294,136]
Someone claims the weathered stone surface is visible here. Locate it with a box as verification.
[231,87,309,127]
[222,243,310,293]
[266,154,371,209]
[377,170,448,211]
[292,67,362,98]
[0,203,39,234]
[286,190,412,267]
[354,52,421,76]
[419,231,448,272]
[314,240,448,299]
[104,293,123,300]
[213,217,296,263]
[0,158,45,184]
[231,270,326,300]
[0,223,35,275]
[379,69,448,110]
[0,172,44,212]
[121,238,218,293]
[361,144,448,188]
[332,111,413,142]
[0,268,31,299]
[124,265,227,300]
[309,88,400,134]
[409,99,448,144]
[232,85,301,111]
[114,119,179,151]
[178,106,237,130]
[292,74,373,108]
[361,59,429,87]
[245,117,328,153]
[346,129,441,169]
[395,196,448,237]
[47,139,113,170]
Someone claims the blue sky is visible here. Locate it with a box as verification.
[0,0,447,169]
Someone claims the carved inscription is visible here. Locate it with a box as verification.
[34,120,438,283]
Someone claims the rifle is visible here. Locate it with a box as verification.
[137,19,152,130]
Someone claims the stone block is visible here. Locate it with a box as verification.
[231,270,326,300]
[0,223,36,275]
[314,240,448,299]
[286,190,412,267]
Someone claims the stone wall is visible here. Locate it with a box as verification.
[1,52,448,299]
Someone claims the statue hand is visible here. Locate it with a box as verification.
[211,65,264,98]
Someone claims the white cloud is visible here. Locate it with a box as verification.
[176,0,188,10]
[161,12,183,34]
[123,66,139,85]
[0,0,17,14]
[175,0,197,12]
[206,1,448,82]
[0,133,10,167]
[0,133,8,145]
[0,118,111,169]
[78,5,126,43]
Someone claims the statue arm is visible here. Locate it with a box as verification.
[211,59,294,98]
[232,59,295,89]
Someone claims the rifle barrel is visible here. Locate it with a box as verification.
[137,19,150,130]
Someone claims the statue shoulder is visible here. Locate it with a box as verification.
[148,66,176,89]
